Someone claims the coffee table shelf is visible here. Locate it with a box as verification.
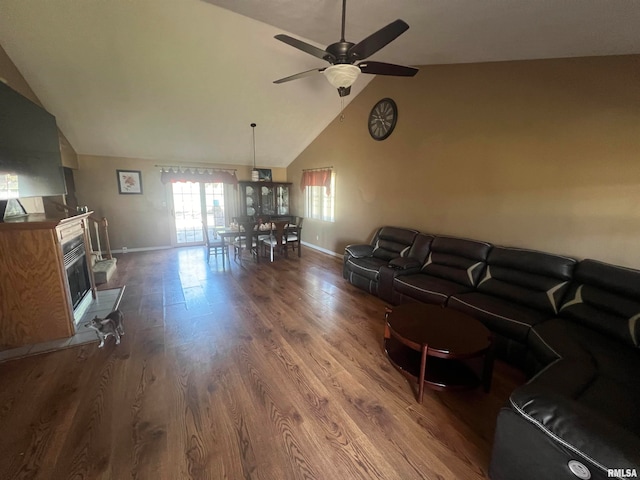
[383,303,494,403]
[385,336,481,390]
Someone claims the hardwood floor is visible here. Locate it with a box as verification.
[0,246,526,480]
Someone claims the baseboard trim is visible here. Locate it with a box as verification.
[301,241,342,258]
[111,243,342,258]
[112,246,173,254]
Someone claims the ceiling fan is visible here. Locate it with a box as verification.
[273,0,419,97]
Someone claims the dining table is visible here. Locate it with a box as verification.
[212,222,300,268]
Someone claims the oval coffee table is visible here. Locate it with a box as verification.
[384,303,494,403]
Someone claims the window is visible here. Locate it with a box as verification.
[305,172,335,222]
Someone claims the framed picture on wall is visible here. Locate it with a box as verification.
[257,168,272,182]
[116,170,143,194]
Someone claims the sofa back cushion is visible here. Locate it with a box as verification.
[372,227,418,261]
[421,236,492,287]
[477,247,576,315]
[559,259,640,347]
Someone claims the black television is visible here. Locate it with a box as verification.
[0,81,66,207]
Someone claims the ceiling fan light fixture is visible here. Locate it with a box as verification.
[323,64,360,89]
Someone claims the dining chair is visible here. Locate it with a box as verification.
[204,226,226,265]
[232,215,255,224]
[256,217,273,244]
[286,216,304,257]
[261,220,289,262]
[232,221,259,263]
[255,215,272,226]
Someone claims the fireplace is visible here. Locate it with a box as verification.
[62,235,91,310]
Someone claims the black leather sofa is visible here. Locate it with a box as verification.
[344,229,640,480]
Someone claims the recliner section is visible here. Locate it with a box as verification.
[343,227,640,479]
[448,246,576,366]
[391,236,491,305]
[343,226,418,295]
[491,259,640,480]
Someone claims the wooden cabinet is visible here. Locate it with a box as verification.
[239,182,291,218]
[0,212,95,348]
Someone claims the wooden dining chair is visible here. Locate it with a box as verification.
[204,227,226,265]
[261,220,289,262]
[286,216,304,257]
[232,221,259,263]
[232,215,255,224]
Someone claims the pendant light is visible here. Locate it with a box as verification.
[250,123,259,182]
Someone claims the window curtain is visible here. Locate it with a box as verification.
[160,167,238,187]
[223,183,239,226]
[300,168,332,196]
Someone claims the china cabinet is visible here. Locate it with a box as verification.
[239,181,291,218]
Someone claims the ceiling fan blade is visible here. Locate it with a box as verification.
[348,19,409,61]
[359,61,418,77]
[273,68,325,84]
[274,34,336,63]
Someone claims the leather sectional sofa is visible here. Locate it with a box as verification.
[343,227,640,480]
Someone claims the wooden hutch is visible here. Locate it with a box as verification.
[239,181,291,218]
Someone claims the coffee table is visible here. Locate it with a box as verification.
[384,303,494,403]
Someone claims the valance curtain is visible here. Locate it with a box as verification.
[300,168,332,196]
[160,168,238,187]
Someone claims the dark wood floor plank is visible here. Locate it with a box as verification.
[0,246,525,480]
[109,326,168,480]
[238,305,404,479]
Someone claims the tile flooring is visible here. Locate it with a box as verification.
[0,287,124,363]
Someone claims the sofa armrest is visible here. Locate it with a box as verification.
[379,260,422,303]
[510,384,640,471]
[345,244,374,259]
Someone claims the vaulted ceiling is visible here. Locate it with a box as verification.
[1,0,639,168]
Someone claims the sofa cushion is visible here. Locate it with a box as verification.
[448,292,552,342]
[345,256,388,282]
[559,259,640,347]
[394,274,473,305]
[477,247,576,316]
[515,330,640,447]
[527,318,592,367]
[371,226,418,261]
[420,236,492,288]
[530,318,640,388]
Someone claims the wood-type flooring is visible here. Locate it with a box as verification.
[0,246,526,480]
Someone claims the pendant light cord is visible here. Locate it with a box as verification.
[251,122,257,169]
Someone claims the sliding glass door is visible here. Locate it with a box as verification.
[170,182,226,246]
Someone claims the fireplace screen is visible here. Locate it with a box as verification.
[63,236,90,310]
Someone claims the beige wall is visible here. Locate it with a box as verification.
[75,154,287,250]
[287,55,640,268]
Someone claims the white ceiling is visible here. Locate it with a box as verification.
[1,0,639,168]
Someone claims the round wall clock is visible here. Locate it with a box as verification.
[368,98,398,141]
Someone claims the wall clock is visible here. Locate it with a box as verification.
[368,98,398,141]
